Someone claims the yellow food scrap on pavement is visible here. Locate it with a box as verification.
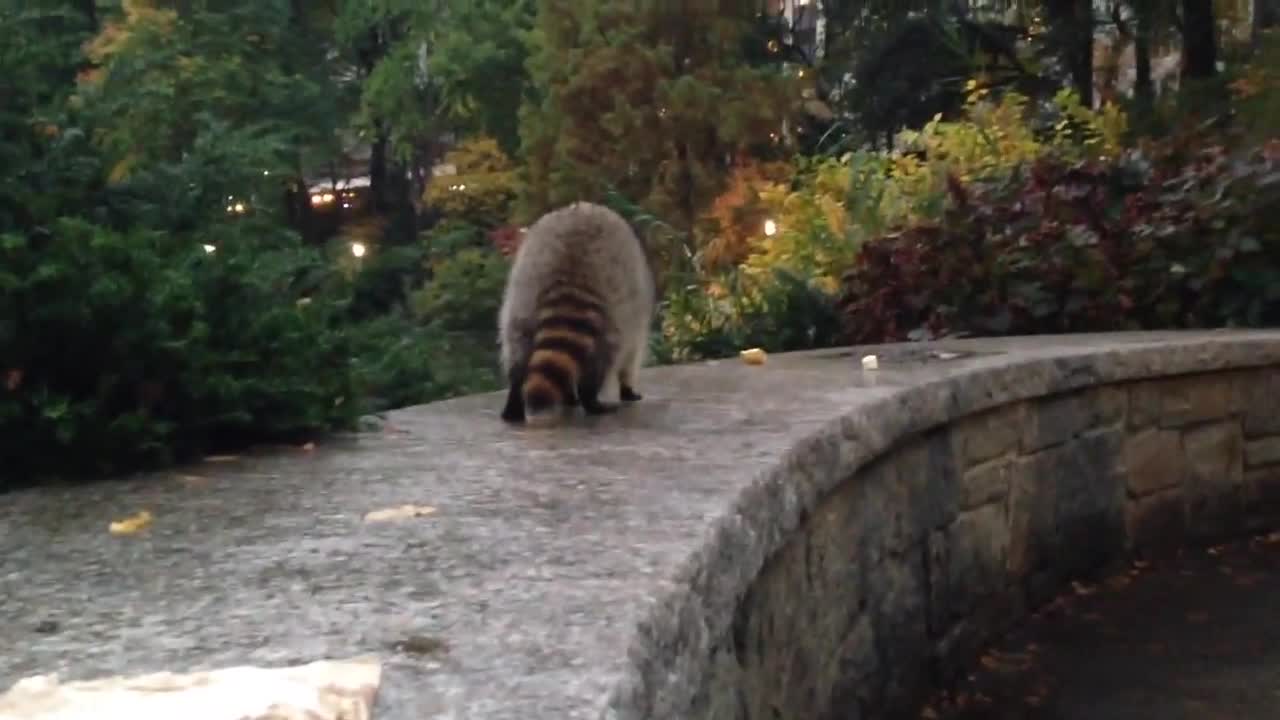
[108,510,153,536]
[740,348,767,365]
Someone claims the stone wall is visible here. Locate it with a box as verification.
[717,367,1280,720]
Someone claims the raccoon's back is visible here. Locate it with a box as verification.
[499,203,654,367]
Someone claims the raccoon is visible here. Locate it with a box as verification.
[497,201,657,424]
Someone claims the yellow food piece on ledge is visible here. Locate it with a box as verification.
[740,348,767,365]
[108,510,153,536]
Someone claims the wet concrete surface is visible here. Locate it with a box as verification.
[2,331,1280,719]
[919,534,1280,720]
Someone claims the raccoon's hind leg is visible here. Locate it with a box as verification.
[618,341,644,402]
[577,373,617,415]
[577,352,618,415]
[500,364,527,423]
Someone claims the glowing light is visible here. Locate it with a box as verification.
[203,244,216,254]
[351,242,366,258]
[322,192,334,203]
[310,194,323,206]
[233,202,245,214]
[764,219,778,237]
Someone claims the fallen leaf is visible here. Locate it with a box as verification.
[740,347,767,365]
[108,510,153,536]
[1071,581,1097,596]
[364,504,437,523]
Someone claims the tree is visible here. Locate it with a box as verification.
[518,0,800,245]
[428,0,536,157]
[1180,0,1218,80]
[1044,0,1095,107]
[334,0,447,245]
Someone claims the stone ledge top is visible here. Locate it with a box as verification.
[3,330,1280,720]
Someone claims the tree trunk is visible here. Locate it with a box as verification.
[1134,0,1155,113]
[1260,0,1279,30]
[369,130,390,216]
[1181,0,1218,80]
[1047,0,1095,107]
[79,0,97,31]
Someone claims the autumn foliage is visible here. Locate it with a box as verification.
[839,138,1280,343]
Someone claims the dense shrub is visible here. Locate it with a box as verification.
[0,221,359,482]
[654,266,842,364]
[411,246,509,332]
[423,137,518,229]
[0,4,362,484]
[838,139,1280,343]
[347,312,500,415]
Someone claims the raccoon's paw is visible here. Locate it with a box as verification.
[500,388,526,423]
[620,385,642,402]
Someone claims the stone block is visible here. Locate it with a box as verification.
[959,459,1012,511]
[1245,437,1280,468]
[950,404,1022,468]
[826,613,879,715]
[927,503,1009,629]
[1129,374,1244,430]
[1245,466,1280,508]
[869,431,958,558]
[1242,369,1280,437]
[1022,387,1125,453]
[864,549,930,715]
[1182,420,1245,538]
[1124,428,1185,497]
[1125,488,1186,550]
[1009,430,1125,578]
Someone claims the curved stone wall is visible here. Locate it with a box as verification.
[608,333,1280,720]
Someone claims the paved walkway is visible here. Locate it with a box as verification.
[920,534,1280,720]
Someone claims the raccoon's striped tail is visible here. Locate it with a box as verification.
[500,286,614,423]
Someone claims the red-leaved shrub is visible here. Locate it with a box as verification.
[838,139,1280,343]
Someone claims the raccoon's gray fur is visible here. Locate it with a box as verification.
[497,201,657,423]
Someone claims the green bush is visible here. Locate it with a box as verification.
[838,138,1280,343]
[411,246,510,333]
[653,266,841,364]
[0,220,358,483]
[347,312,500,415]
[0,4,360,485]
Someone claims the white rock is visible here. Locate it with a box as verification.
[860,354,879,371]
[0,655,382,720]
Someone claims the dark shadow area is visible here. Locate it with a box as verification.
[919,533,1280,720]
